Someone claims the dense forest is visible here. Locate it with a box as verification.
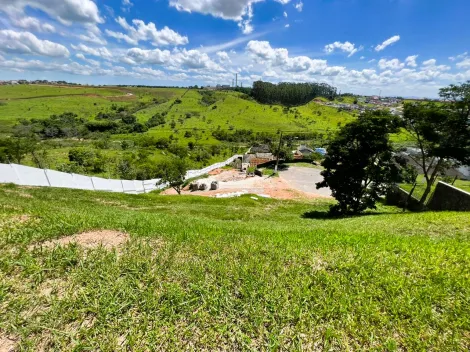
[251,81,337,106]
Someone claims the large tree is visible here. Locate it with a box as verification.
[317,111,402,215]
[402,81,470,205]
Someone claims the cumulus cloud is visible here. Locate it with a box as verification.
[378,58,404,70]
[75,53,100,67]
[169,0,261,21]
[105,17,188,46]
[11,16,56,33]
[294,1,303,12]
[216,51,231,62]
[133,67,165,77]
[449,52,467,61]
[0,29,69,57]
[246,40,328,74]
[283,11,288,18]
[71,43,112,59]
[169,0,266,34]
[405,55,418,67]
[1,0,103,25]
[78,31,107,45]
[122,0,133,12]
[124,47,172,65]
[422,59,436,66]
[324,41,362,57]
[456,58,470,69]
[172,49,225,71]
[375,35,400,52]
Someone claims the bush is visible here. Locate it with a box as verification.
[146,114,166,128]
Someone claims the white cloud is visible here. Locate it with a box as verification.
[283,11,288,18]
[0,29,69,57]
[172,49,225,71]
[422,59,436,67]
[375,35,400,52]
[246,40,327,74]
[294,1,303,12]
[216,51,231,62]
[360,56,365,60]
[405,55,418,67]
[78,31,107,45]
[368,59,376,63]
[378,58,404,70]
[75,53,100,67]
[449,52,467,61]
[324,41,362,57]
[133,67,165,77]
[124,48,172,65]
[169,0,267,34]
[456,58,470,69]
[276,0,291,4]
[2,0,103,25]
[71,43,112,59]
[285,24,290,28]
[122,0,133,12]
[169,0,261,21]
[105,17,188,46]
[11,17,56,33]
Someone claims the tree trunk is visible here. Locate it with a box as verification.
[419,183,433,206]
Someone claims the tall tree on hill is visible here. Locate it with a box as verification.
[402,81,470,205]
[317,111,402,215]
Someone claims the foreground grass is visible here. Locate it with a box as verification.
[0,185,469,351]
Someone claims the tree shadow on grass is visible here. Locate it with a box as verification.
[301,210,401,220]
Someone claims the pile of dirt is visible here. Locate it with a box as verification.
[31,230,130,250]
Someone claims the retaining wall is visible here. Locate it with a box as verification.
[0,155,242,194]
[386,186,423,211]
[427,181,470,211]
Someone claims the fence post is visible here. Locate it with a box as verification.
[121,180,125,194]
[43,169,51,187]
[90,176,96,191]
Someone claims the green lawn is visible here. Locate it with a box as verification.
[0,185,469,351]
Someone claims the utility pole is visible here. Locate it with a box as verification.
[274,131,283,172]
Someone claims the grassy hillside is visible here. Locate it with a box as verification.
[0,184,469,350]
[0,85,413,178]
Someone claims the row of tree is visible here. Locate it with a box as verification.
[251,81,337,106]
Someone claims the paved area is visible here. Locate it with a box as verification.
[279,167,332,197]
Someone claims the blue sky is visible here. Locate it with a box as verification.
[0,0,469,97]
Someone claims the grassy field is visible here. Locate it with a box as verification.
[0,184,469,351]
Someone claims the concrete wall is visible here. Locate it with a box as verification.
[427,181,470,211]
[386,186,423,211]
[0,155,242,194]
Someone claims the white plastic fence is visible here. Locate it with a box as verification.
[0,155,241,194]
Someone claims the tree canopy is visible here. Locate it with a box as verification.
[317,111,402,215]
[251,81,337,106]
[157,158,188,195]
[402,83,470,204]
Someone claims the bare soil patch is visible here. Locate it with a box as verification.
[32,230,130,250]
[0,334,17,352]
[163,169,328,200]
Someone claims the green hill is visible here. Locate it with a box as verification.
[0,85,409,178]
[0,184,469,350]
